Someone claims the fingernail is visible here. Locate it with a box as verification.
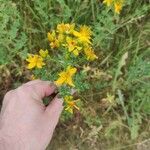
[47,81,57,89]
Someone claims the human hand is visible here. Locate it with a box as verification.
[0,80,63,150]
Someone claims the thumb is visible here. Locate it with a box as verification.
[45,95,63,127]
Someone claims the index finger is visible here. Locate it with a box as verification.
[28,81,57,100]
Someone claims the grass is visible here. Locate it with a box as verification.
[0,0,150,149]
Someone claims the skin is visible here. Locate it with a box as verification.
[0,80,63,150]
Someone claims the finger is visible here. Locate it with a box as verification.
[24,79,42,86]
[31,81,57,99]
[45,95,63,126]
[1,90,16,114]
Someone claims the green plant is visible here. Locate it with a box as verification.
[0,0,27,65]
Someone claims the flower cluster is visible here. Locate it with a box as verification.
[103,0,124,14]
[26,23,97,114]
[48,23,97,60]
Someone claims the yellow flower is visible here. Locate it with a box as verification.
[84,47,98,61]
[58,33,64,42]
[39,49,48,58]
[66,37,82,56]
[47,30,60,48]
[47,30,56,42]
[64,96,80,114]
[50,39,60,49]
[103,0,113,7]
[114,2,122,14]
[55,66,77,87]
[73,25,92,44]
[57,23,75,34]
[26,54,45,69]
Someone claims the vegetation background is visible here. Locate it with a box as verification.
[0,0,149,149]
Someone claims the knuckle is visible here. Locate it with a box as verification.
[4,90,15,99]
[3,90,16,105]
[17,84,32,94]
